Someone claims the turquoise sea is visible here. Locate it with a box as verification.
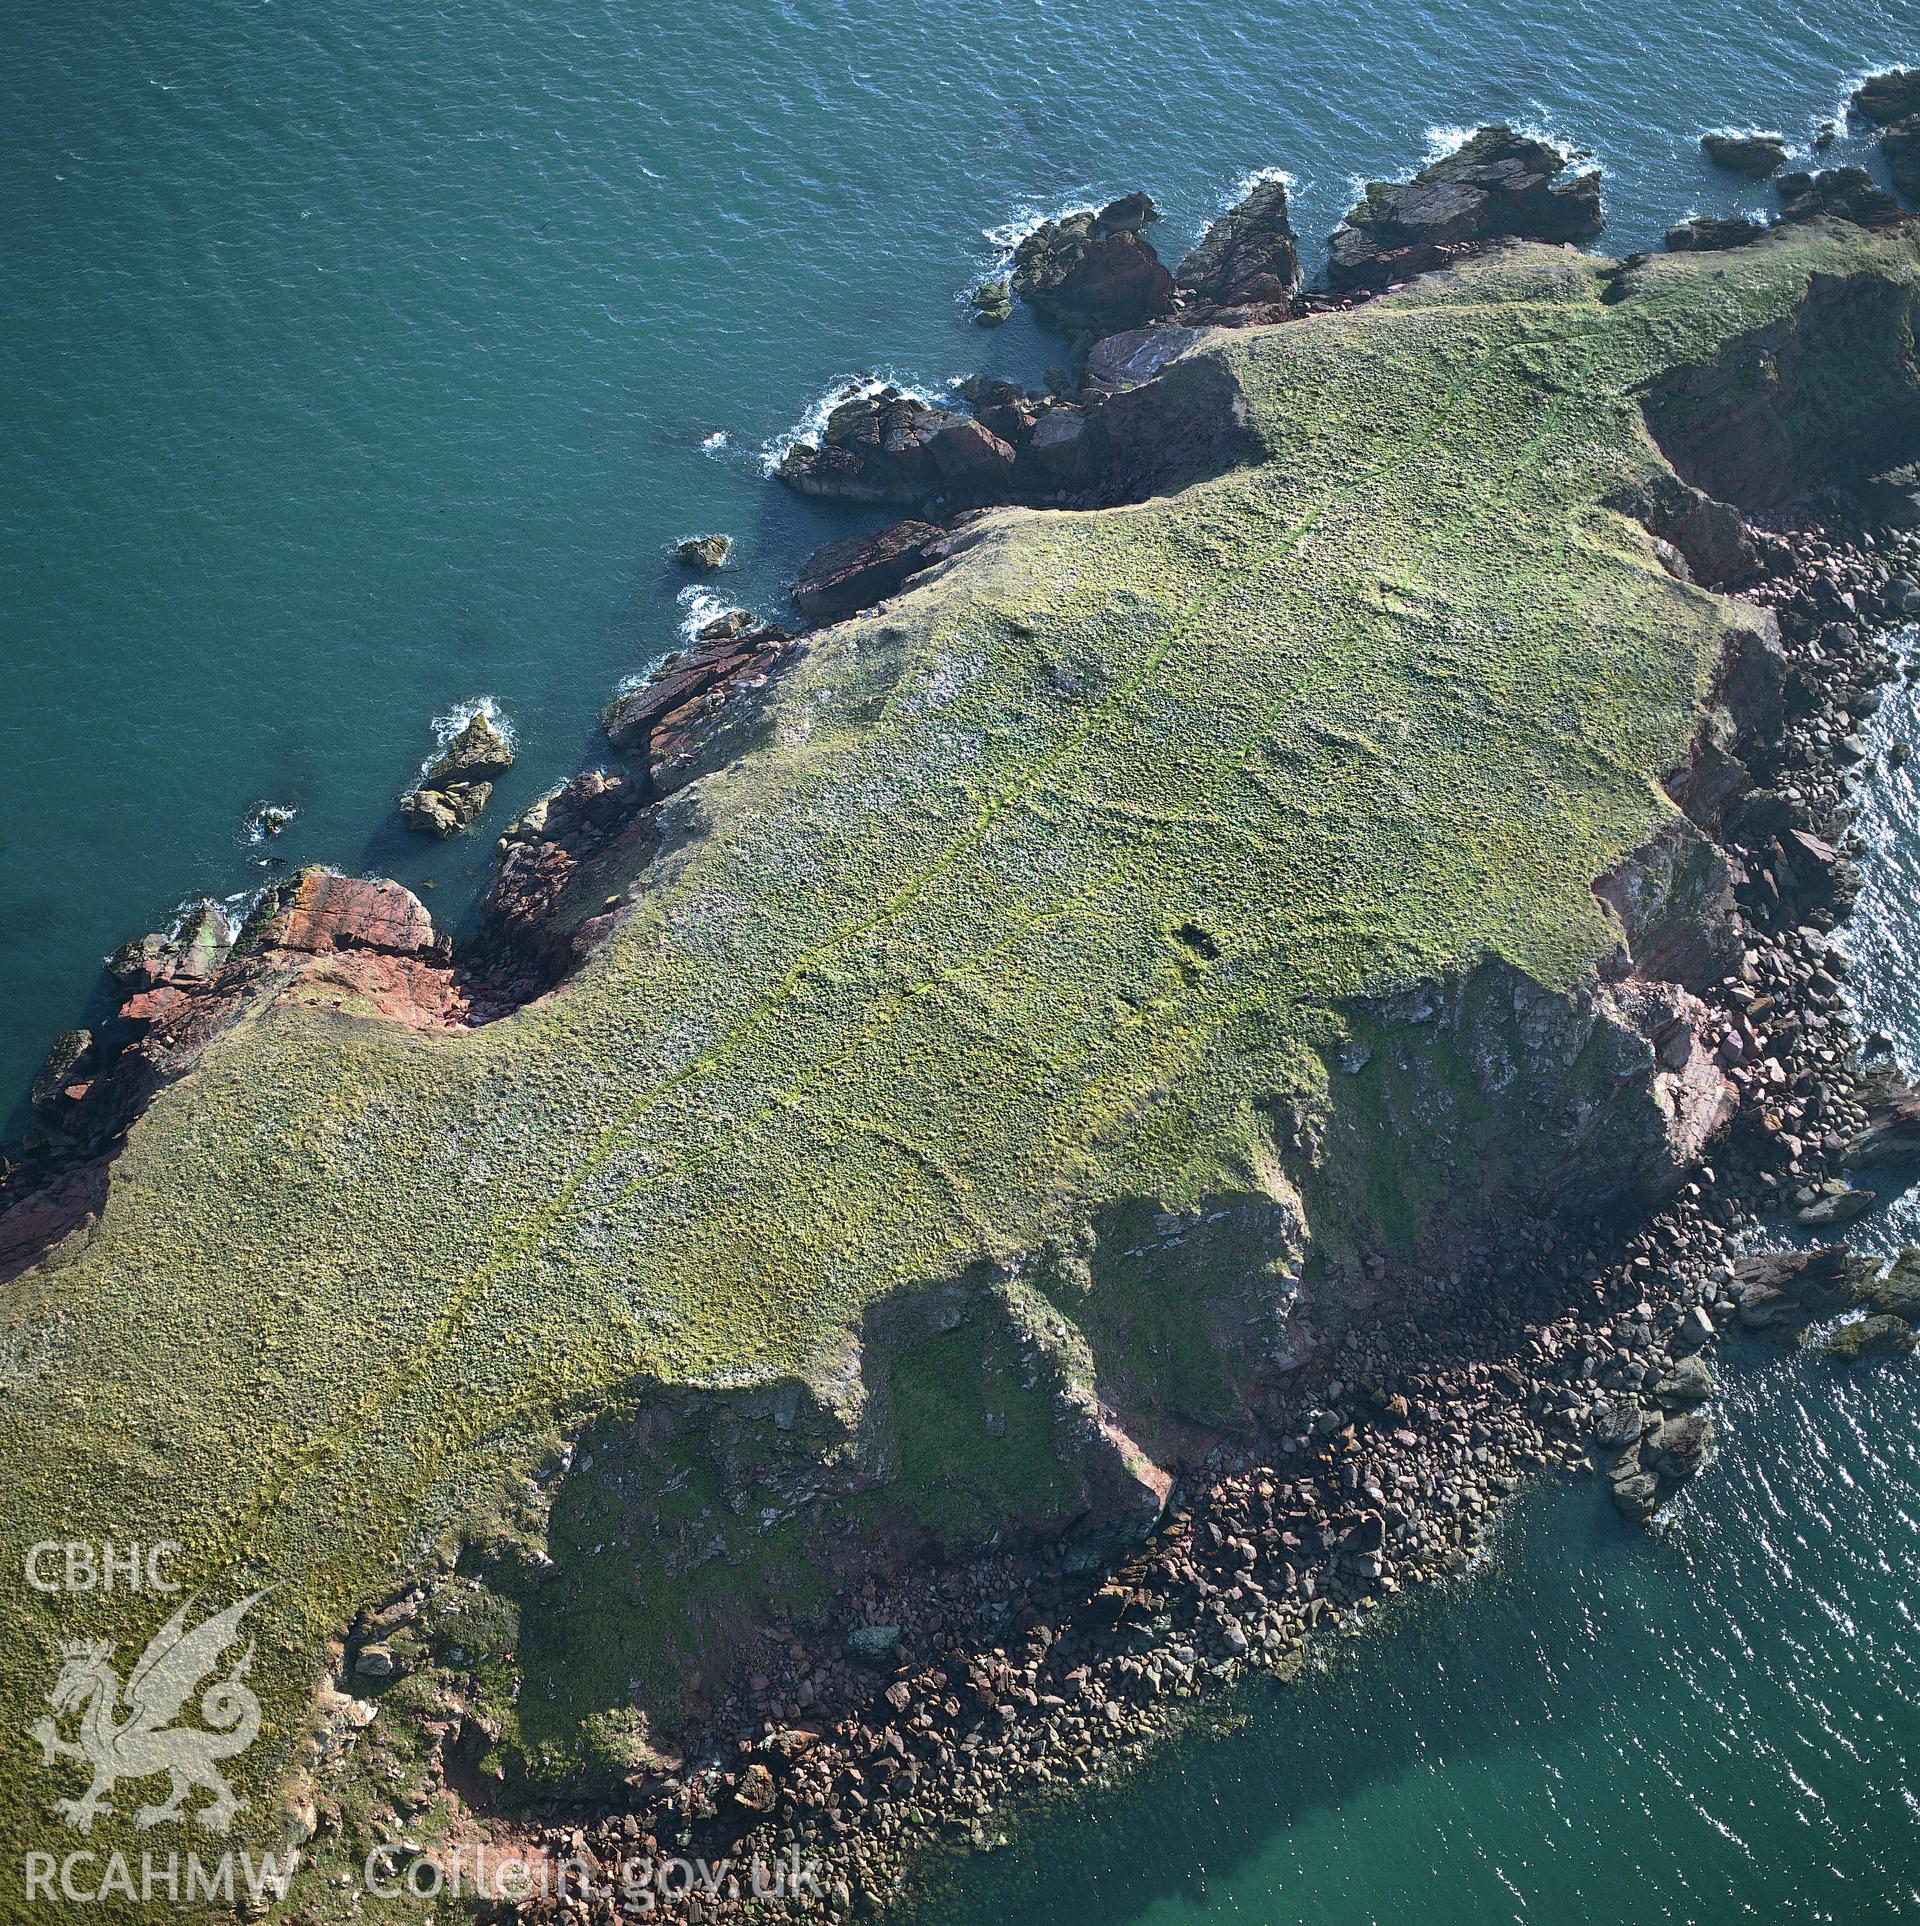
[5,0,1920,1917]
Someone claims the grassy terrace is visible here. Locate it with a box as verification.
[4,224,1915,1885]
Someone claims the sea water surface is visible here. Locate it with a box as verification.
[5,0,1920,1917]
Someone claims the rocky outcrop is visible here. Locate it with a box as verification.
[1726,1245,1872,1337]
[602,615,795,777]
[674,533,733,572]
[1775,167,1905,228]
[778,338,1258,516]
[791,518,947,619]
[1010,195,1176,341]
[971,276,1013,325]
[1845,68,1920,198]
[1700,131,1787,179]
[1173,175,1302,316]
[1325,126,1604,291]
[1849,69,1920,126]
[775,388,1016,506]
[401,709,514,837]
[0,869,460,1282]
[1883,120,1920,200]
[1843,1070,1920,1164]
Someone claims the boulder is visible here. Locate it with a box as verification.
[734,1762,777,1812]
[1700,131,1788,179]
[972,277,1013,325]
[1085,324,1207,396]
[1654,1353,1714,1406]
[674,534,733,572]
[1775,167,1905,228]
[1665,214,1768,252]
[791,519,944,619]
[1011,197,1176,341]
[843,1624,902,1663]
[1850,69,1920,125]
[1610,1464,1660,1523]
[1794,1180,1876,1228]
[1646,1410,1713,1479]
[1326,126,1604,292]
[1174,175,1302,312]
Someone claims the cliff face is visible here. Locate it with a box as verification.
[4,222,1920,1887]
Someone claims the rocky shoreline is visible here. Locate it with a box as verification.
[5,98,1920,1926]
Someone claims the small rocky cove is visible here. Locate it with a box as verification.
[6,80,1920,1926]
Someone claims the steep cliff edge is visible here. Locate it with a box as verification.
[4,221,1920,1908]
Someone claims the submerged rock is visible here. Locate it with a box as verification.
[1700,131,1788,179]
[1174,175,1302,313]
[1326,125,1603,291]
[674,533,733,572]
[1011,196,1176,341]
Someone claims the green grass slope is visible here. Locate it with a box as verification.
[4,223,1917,1900]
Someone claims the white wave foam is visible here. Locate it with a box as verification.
[1420,115,1592,172]
[759,370,949,476]
[242,800,297,846]
[699,429,729,455]
[1223,165,1295,206]
[675,584,732,643]
[981,197,1099,259]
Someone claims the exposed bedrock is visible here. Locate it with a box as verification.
[777,348,1258,523]
[1776,167,1905,228]
[1010,193,1176,342]
[1172,173,1303,317]
[1844,71,1920,200]
[1325,124,1604,291]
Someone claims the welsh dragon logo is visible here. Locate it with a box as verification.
[28,1588,276,1835]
